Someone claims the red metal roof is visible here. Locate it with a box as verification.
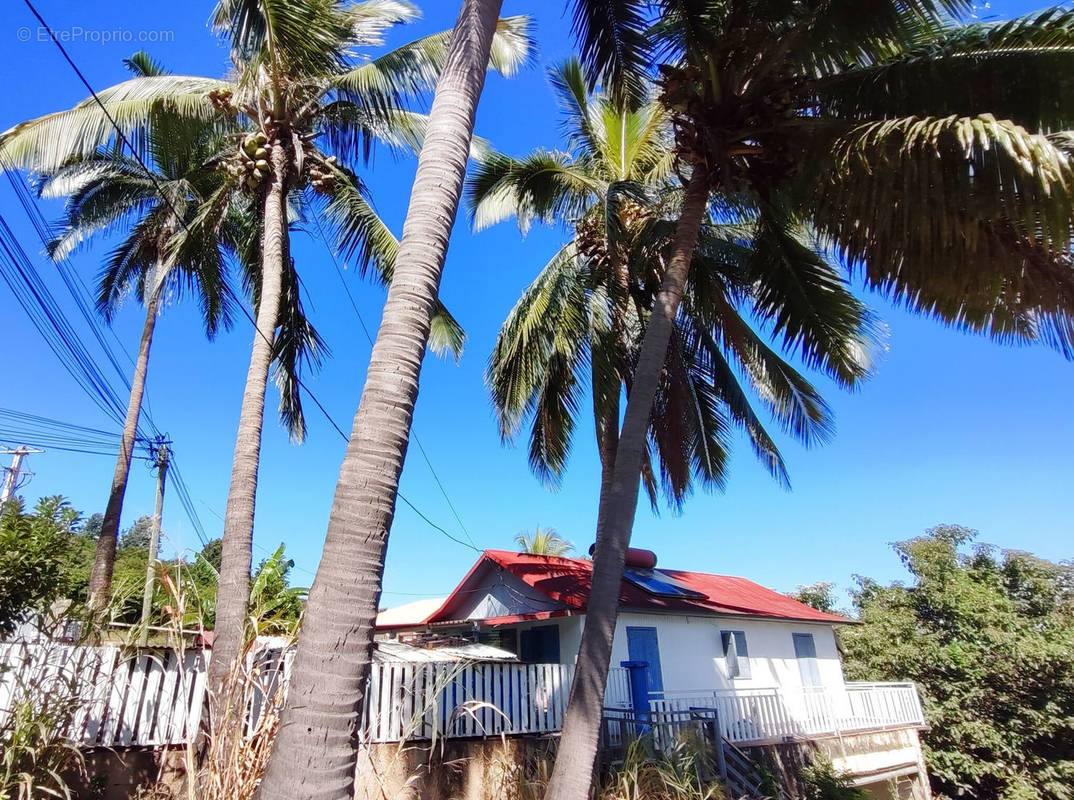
[382,550,850,628]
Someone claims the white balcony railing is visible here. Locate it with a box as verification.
[649,681,925,745]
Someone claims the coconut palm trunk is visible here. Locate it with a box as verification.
[209,142,289,701]
[595,392,619,501]
[88,290,161,607]
[543,169,710,800]
[257,2,502,797]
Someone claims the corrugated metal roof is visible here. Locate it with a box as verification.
[381,550,851,628]
[373,640,517,662]
[375,598,446,628]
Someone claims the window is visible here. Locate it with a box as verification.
[477,627,517,655]
[519,625,560,663]
[792,632,821,687]
[720,630,751,679]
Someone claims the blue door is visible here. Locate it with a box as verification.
[626,626,664,697]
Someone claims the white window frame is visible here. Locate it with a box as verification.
[720,630,751,680]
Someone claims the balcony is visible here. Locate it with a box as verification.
[646,682,926,745]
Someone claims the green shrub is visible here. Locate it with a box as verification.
[799,758,865,800]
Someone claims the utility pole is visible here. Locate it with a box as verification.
[139,438,170,646]
[1,446,43,504]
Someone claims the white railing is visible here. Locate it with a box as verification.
[0,641,207,747]
[362,661,574,742]
[1,639,924,748]
[649,682,924,745]
[360,662,635,742]
[605,666,632,709]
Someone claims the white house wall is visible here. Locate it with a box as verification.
[602,612,846,694]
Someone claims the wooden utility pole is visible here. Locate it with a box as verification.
[139,439,169,645]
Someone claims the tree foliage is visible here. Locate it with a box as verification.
[515,526,575,557]
[472,60,862,509]
[841,526,1074,800]
[790,581,838,614]
[117,515,154,551]
[0,496,300,634]
[0,497,81,636]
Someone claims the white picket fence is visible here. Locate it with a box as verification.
[649,681,925,745]
[1,640,633,746]
[363,661,575,742]
[0,641,207,747]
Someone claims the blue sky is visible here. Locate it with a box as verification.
[0,0,1070,607]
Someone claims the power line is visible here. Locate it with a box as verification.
[22,0,479,554]
[0,212,129,427]
[3,168,138,392]
[308,210,479,551]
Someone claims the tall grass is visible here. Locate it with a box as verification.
[0,612,94,800]
[149,561,299,800]
[598,737,725,800]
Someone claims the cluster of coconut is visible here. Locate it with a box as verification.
[308,155,340,196]
[229,131,272,192]
[207,89,234,114]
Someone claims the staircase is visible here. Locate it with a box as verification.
[599,706,790,800]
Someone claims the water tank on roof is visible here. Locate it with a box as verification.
[588,545,658,569]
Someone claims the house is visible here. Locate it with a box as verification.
[377,548,932,800]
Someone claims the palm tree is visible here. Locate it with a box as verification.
[546,4,1074,798]
[200,0,527,699]
[472,59,861,510]
[0,0,529,698]
[515,526,575,557]
[257,1,520,796]
[30,55,238,607]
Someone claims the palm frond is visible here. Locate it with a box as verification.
[39,159,159,260]
[809,7,1074,131]
[568,0,650,107]
[0,76,229,171]
[467,150,600,233]
[812,114,1074,356]
[331,16,533,111]
[318,162,398,284]
[548,58,602,158]
[97,224,160,317]
[315,162,465,359]
[428,301,466,361]
[687,290,834,451]
[679,319,792,488]
[213,0,352,80]
[746,211,876,387]
[345,0,420,47]
[487,244,589,450]
[272,260,328,443]
[316,101,428,162]
[123,50,168,78]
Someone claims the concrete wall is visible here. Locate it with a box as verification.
[605,612,845,694]
[351,726,930,800]
[745,727,931,800]
[64,746,183,800]
[354,736,558,800]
